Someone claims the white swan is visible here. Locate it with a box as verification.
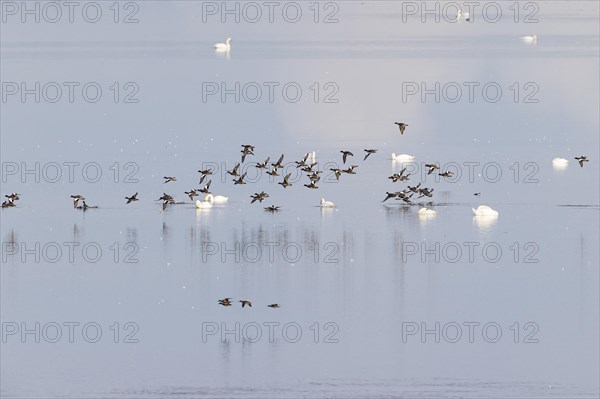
[214,37,232,52]
[320,198,335,208]
[392,153,415,162]
[521,35,537,44]
[456,10,470,21]
[552,157,569,170]
[472,205,498,217]
[196,199,213,209]
[205,194,228,204]
[418,207,437,216]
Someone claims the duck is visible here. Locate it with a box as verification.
[250,191,269,204]
[392,153,415,162]
[205,193,228,204]
[340,151,353,164]
[256,157,270,169]
[196,199,213,209]
[363,149,377,160]
[418,207,437,216]
[70,195,85,208]
[320,198,335,208]
[198,168,213,184]
[264,205,280,212]
[214,37,232,52]
[278,173,293,188]
[199,180,212,194]
[394,122,408,134]
[5,193,20,202]
[239,300,252,308]
[472,205,499,217]
[185,189,199,201]
[163,176,177,183]
[267,304,280,308]
[233,172,247,185]
[271,154,285,170]
[125,192,139,204]
[574,156,589,168]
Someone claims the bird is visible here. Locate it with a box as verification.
[2,199,16,208]
[163,176,177,183]
[382,192,398,202]
[267,304,280,308]
[264,205,280,212]
[205,193,228,204]
[330,168,342,181]
[214,37,232,52]
[392,153,414,162]
[233,172,247,185]
[241,146,254,163]
[185,189,199,201]
[266,169,280,177]
[78,200,97,211]
[199,180,212,195]
[439,171,453,178]
[278,173,292,188]
[227,163,240,177]
[70,195,85,209]
[198,169,213,184]
[340,151,353,164]
[473,205,499,217]
[418,207,437,216]
[574,156,589,168]
[521,35,537,44]
[251,192,269,204]
[304,181,318,189]
[342,165,358,174]
[218,298,232,307]
[408,184,421,193]
[418,188,434,198]
[5,193,20,201]
[255,157,270,169]
[363,149,377,161]
[271,154,285,170]
[158,193,174,210]
[474,192,481,196]
[320,198,335,208]
[196,199,213,209]
[425,164,440,175]
[295,153,310,168]
[239,300,252,308]
[125,193,139,204]
[394,122,408,134]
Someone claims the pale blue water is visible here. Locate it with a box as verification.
[1,2,599,398]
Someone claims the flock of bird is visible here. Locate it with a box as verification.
[1,123,591,216]
[218,297,279,309]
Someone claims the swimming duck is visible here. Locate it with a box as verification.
[264,205,281,212]
[267,304,280,308]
